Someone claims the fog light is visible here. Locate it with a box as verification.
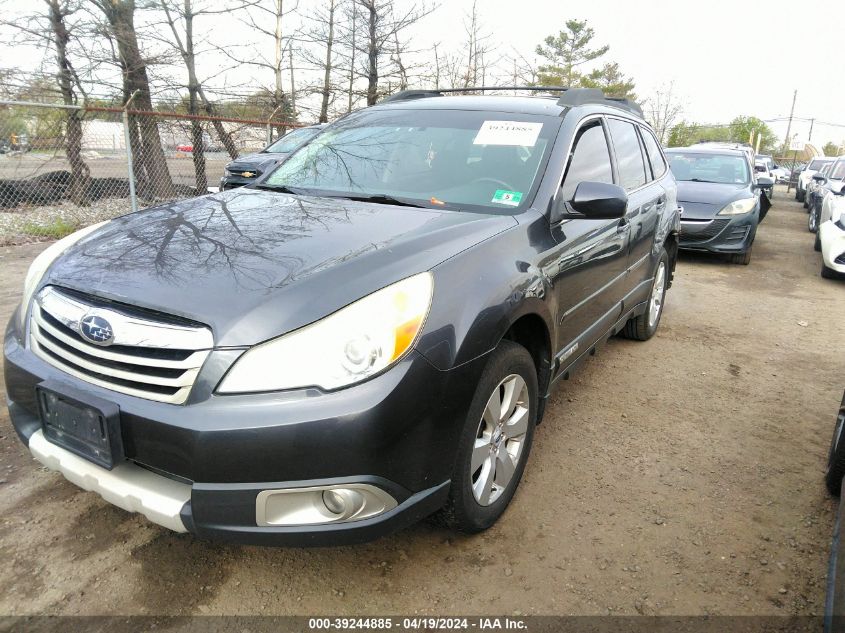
[323,489,347,515]
[256,484,397,526]
[322,488,365,519]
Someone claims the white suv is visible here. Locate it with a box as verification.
[797,157,835,205]
[810,158,845,233]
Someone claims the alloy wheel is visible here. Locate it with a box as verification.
[648,262,666,328]
[470,374,530,506]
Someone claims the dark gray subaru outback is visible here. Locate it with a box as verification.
[4,88,680,545]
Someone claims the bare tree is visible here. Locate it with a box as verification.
[222,0,297,130]
[89,0,174,199]
[353,0,430,105]
[643,81,684,145]
[46,0,92,205]
[0,1,93,204]
[157,0,242,193]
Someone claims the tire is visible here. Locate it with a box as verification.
[730,246,753,265]
[809,207,819,233]
[621,249,669,341]
[815,233,822,252]
[822,262,838,279]
[435,339,538,533]
[797,189,805,203]
[825,392,845,496]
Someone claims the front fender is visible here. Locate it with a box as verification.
[415,215,555,371]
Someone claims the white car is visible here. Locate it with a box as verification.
[816,214,845,279]
[797,157,835,204]
[811,158,845,233]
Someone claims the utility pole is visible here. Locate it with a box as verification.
[782,89,797,155]
[808,118,815,142]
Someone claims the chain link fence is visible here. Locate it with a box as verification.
[0,101,294,245]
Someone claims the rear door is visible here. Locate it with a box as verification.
[605,117,664,304]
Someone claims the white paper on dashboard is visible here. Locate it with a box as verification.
[473,121,543,147]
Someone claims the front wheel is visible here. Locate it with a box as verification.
[822,262,838,279]
[621,249,669,341]
[436,340,538,533]
[809,207,820,233]
[730,246,753,265]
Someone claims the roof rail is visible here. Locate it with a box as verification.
[556,89,643,118]
[379,86,570,104]
[378,86,644,118]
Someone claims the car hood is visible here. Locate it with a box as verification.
[44,189,517,346]
[226,152,290,173]
[676,181,751,219]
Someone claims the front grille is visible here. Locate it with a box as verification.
[679,219,730,243]
[228,164,262,178]
[29,287,213,405]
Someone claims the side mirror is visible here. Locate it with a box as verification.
[836,185,845,197]
[756,177,774,187]
[568,181,628,219]
[813,174,827,183]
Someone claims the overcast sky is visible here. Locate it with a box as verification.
[418,0,845,148]
[4,0,845,148]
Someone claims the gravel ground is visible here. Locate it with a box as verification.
[0,187,842,617]
[0,198,133,246]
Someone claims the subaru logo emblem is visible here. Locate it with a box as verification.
[79,314,114,346]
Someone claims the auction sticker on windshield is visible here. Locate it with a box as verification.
[492,189,523,206]
[474,121,542,147]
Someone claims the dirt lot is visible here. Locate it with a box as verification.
[0,187,843,617]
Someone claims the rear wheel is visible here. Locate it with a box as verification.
[621,249,668,341]
[436,340,538,533]
[797,187,805,202]
[825,392,845,496]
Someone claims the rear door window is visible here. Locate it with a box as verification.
[608,119,647,191]
[640,129,667,179]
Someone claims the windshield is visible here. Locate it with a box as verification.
[263,109,559,212]
[831,161,845,180]
[808,159,832,171]
[667,152,750,185]
[264,126,322,154]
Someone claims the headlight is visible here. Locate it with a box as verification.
[18,221,108,331]
[717,197,757,216]
[217,272,433,393]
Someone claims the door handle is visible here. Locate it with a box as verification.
[617,219,631,233]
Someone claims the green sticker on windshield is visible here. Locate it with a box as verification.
[492,190,523,206]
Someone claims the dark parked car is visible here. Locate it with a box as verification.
[825,391,845,632]
[666,146,771,265]
[4,88,680,545]
[219,124,325,190]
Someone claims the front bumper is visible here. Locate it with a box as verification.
[4,316,483,545]
[820,221,845,274]
[678,213,757,254]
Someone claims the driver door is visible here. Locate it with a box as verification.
[549,117,629,357]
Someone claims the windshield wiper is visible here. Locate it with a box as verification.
[251,183,306,195]
[329,193,429,209]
